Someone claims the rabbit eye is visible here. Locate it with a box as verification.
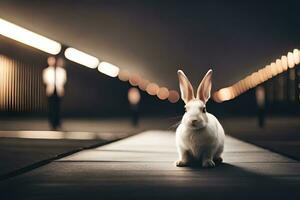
[202,107,206,113]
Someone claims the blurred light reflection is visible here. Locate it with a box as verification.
[213,49,300,102]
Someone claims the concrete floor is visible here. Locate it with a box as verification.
[222,117,300,160]
[0,131,299,200]
[0,132,132,178]
[0,117,168,178]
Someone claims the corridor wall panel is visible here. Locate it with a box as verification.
[0,54,46,112]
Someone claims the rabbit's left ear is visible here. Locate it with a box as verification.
[197,69,213,103]
[177,70,194,104]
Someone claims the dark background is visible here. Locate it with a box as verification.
[0,0,300,118]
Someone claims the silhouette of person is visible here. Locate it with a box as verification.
[256,85,266,128]
[128,87,141,126]
[43,56,67,130]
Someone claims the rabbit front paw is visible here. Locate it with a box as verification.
[213,157,223,164]
[175,160,189,167]
[202,159,215,168]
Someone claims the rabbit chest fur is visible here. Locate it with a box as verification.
[176,113,225,160]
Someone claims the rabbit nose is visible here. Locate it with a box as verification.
[191,119,198,126]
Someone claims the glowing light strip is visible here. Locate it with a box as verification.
[0,18,61,55]
[0,19,179,103]
[213,49,300,103]
[64,47,99,68]
[98,62,120,77]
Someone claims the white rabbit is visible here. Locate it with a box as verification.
[175,69,225,168]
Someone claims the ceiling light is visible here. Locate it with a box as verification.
[98,62,120,77]
[0,18,61,55]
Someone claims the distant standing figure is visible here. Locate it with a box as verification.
[128,87,141,126]
[43,56,67,130]
[256,85,266,128]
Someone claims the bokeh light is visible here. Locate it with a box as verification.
[293,49,300,65]
[168,90,180,103]
[118,70,130,81]
[146,83,159,96]
[138,79,150,91]
[129,74,140,86]
[281,55,288,71]
[270,62,278,77]
[157,87,169,100]
[213,87,234,103]
[287,52,295,68]
[265,65,273,78]
[213,49,300,103]
[275,59,283,74]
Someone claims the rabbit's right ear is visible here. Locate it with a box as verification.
[177,70,194,104]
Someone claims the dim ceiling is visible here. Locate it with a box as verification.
[0,0,300,91]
